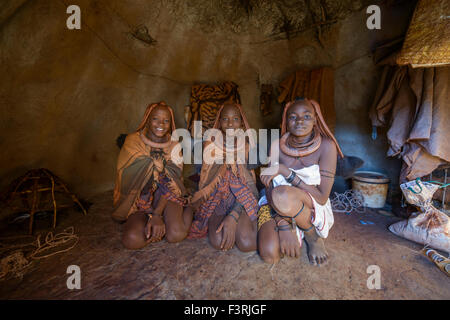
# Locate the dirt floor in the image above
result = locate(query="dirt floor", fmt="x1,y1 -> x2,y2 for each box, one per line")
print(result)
0,190 -> 449,300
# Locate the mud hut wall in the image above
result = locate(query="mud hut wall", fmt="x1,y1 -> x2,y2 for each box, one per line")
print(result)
0,0 -> 416,198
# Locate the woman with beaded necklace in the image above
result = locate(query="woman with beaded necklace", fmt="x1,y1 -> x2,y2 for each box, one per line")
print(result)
258,98 -> 344,266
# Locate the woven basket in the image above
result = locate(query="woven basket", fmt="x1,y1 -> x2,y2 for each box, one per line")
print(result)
397,0 -> 450,67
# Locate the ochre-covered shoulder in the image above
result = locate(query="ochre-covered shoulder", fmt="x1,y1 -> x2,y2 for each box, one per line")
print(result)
123,131 -> 140,145
121,131 -> 146,153
320,136 -> 337,155
116,131 -> 147,172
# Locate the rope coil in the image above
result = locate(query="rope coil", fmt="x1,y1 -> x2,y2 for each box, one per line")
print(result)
330,189 -> 365,213
0,227 -> 78,281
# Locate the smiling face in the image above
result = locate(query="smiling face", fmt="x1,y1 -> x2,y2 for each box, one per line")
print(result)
219,104 -> 243,133
286,101 -> 316,137
145,105 -> 172,139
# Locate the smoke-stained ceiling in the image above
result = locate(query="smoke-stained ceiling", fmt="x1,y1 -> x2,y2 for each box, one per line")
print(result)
1,0 -> 378,38
110,0 -> 374,39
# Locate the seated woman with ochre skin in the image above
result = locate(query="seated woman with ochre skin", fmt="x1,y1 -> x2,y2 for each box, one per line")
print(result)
112,102 -> 193,249
258,98 -> 344,266
188,103 -> 259,252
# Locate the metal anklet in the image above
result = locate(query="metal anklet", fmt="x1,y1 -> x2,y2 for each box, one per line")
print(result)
276,203 -> 305,232
275,224 -> 291,232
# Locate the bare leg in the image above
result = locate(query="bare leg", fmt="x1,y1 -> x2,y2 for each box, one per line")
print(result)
257,219 -> 281,264
208,213 -> 227,250
235,213 -> 257,252
270,185 -> 329,266
121,212 -> 154,249
164,201 -> 194,243
270,185 -> 313,228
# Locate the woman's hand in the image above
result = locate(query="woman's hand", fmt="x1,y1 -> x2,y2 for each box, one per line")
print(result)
145,214 -> 166,241
216,214 -> 238,251
260,163 -> 291,187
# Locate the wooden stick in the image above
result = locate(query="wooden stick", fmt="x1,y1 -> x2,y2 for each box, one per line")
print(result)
55,177 -> 87,215
17,187 -> 52,194
8,171 -> 32,205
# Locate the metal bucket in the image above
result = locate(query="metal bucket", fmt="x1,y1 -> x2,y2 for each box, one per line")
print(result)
352,171 -> 390,208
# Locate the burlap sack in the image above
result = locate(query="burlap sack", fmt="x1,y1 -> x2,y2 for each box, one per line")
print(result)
389,180 -> 450,253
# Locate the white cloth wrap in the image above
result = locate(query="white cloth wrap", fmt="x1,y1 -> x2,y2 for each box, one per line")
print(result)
258,164 -> 334,242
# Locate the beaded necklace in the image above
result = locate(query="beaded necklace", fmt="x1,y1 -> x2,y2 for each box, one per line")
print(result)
280,127 -> 322,157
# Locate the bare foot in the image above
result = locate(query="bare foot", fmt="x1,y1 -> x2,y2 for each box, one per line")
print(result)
303,228 -> 329,266
278,227 -> 301,258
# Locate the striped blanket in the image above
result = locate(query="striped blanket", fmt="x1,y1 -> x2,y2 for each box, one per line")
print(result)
188,166 -> 258,239
135,175 -> 187,213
